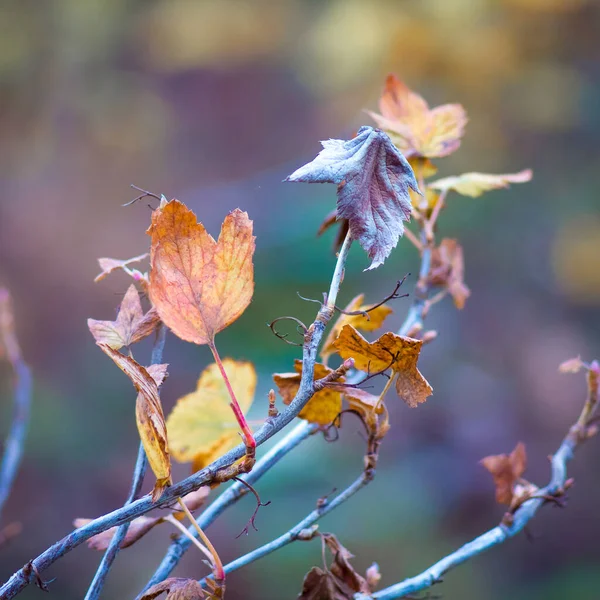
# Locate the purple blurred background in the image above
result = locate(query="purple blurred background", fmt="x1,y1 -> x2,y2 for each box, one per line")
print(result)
1,1 -> 599,599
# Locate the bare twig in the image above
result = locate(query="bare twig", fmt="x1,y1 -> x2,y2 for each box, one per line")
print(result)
334,276 -> 409,318
83,325 -> 166,600
0,290 -> 33,522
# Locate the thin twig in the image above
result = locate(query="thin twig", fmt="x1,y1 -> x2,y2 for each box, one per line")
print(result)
232,477 -> 271,538
83,324 -> 166,600
334,277 -> 409,318
0,290 -> 33,522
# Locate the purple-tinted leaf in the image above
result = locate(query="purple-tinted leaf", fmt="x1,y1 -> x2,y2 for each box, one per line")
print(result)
286,126 -> 419,269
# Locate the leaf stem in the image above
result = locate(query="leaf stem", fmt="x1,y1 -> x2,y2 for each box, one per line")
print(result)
209,340 -> 256,455
326,231 -> 353,309
176,497 -> 225,582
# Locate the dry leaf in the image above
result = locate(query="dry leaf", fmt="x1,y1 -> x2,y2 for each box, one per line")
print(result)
167,359 -> 256,468
286,126 -> 419,270
321,294 -> 393,361
273,360 -> 343,426
322,533 -> 371,596
430,169 -> 532,198
317,209 -> 350,255
88,284 -> 161,350
0,288 -> 21,364
558,356 -> 584,374
334,325 -> 432,408
428,239 -> 471,309
481,442 -> 527,506
365,563 -> 381,591
140,578 -> 205,599
74,516 -> 163,551
148,200 -> 254,345
368,74 -> 467,158
97,345 -> 171,500
339,386 -> 383,433
94,253 -> 149,283
299,567 -> 343,600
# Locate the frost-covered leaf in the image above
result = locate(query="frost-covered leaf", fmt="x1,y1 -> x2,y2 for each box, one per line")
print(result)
286,126 -> 419,270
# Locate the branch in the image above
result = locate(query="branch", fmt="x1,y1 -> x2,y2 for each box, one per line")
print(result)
0,290 -> 33,521
0,234 -> 352,600
360,370 -> 598,600
139,421 -> 316,596
83,325 -> 166,600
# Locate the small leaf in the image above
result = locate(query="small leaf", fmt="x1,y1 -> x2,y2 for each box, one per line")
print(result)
322,533 -> 371,596
140,578 -> 205,600
365,563 -> 381,592
94,253 -> 149,283
298,567 -> 342,600
368,74 -> 467,158
334,325 -> 432,408
97,344 -> 171,500
428,239 -> 470,309
166,359 -> 256,468
88,284 -> 161,350
480,442 -> 527,506
430,169 -> 532,198
558,356 -> 584,374
286,126 -> 419,270
148,200 -> 255,345
273,361 -> 343,426
321,294 -> 393,361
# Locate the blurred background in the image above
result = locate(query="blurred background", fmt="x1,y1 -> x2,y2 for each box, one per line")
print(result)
1,0 -> 599,598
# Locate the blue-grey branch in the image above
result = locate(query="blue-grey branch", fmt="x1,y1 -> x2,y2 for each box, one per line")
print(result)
83,325 -> 166,600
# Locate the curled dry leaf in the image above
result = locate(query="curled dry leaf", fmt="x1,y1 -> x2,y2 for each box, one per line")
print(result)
338,386 -> 384,435
558,356 -> 584,374
148,200 -> 254,345
273,360 -> 343,426
74,516 -> 163,551
140,578 -> 205,599
97,344 -> 171,500
94,252 -> 149,283
316,208 -> 350,255
428,239 -> 471,309
166,359 -> 256,469
321,294 -> 393,361
365,562 -> 381,592
334,325 -> 432,408
430,169 -> 532,198
286,126 -> 419,270
88,284 -> 161,350
368,74 -> 467,159
480,441 -> 528,506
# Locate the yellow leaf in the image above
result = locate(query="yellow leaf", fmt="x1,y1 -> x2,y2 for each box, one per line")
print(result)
368,74 -> 467,159
321,294 -> 393,362
429,169 -> 532,198
167,359 -> 256,469
97,344 -> 171,500
273,361 -> 342,426
333,325 -> 432,408
148,200 -> 255,345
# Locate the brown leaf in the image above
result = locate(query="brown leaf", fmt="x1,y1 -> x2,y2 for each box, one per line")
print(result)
147,200 -> 254,345
430,169 -> 532,198
298,567 -> 345,600
368,74 -> 467,159
286,126 -> 419,270
140,578 -> 205,599
88,284 -> 161,350
428,239 -> 471,309
97,344 -> 171,500
74,516 -> 163,551
322,533 -> 371,595
0,288 -> 21,364
480,442 -> 527,506
365,563 -> 381,592
321,294 -> 393,361
334,325 -> 432,408
273,361 -> 343,426
94,253 -> 149,283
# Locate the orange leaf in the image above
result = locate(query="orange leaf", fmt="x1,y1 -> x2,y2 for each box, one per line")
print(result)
97,344 -> 171,500
480,442 -> 527,506
334,325 -> 432,408
88,284 -> 161,350
321,294 -> 393,361
368,74 -> 467,159
428,239 -> 471,309
273,361 -> 343,426
147,200 -> 254,345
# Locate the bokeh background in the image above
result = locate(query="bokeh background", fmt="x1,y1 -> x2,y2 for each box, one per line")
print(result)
1,0 -> 600,598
